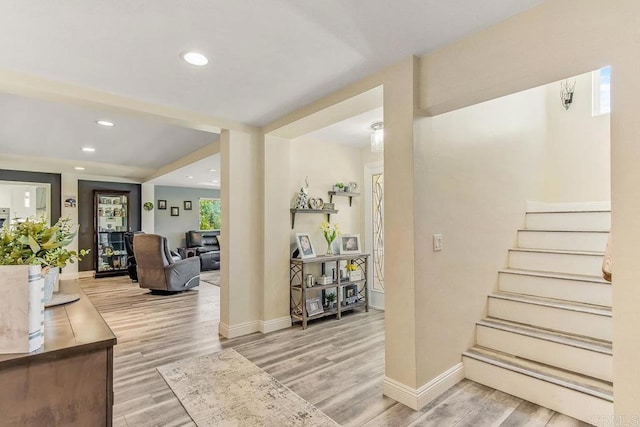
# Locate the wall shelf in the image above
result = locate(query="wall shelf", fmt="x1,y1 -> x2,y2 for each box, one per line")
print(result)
290,208 -> 338,229
328,191 -> 360,207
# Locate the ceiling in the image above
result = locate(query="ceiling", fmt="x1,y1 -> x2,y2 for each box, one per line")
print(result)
296,108 -> 384,148
0,1 -> 545,185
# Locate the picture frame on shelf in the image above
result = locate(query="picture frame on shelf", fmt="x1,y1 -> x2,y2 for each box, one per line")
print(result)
171,207 -> 179,216
296,233 -> 316,259
184,200 -> 192,210
306,297 -> 324,316
343,284 -> 358,304
158,200 -> 167,210
339,234 -> 361,254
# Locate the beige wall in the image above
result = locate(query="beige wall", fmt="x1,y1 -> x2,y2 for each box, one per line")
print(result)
414,0 -> 638,415
289,139 -> 364,252
542,71 -> 611,202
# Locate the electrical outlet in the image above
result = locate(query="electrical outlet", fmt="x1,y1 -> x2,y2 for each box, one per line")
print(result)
433,234 -> 443,251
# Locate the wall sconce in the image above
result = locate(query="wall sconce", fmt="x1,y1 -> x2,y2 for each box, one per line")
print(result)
24,191 -> 30,208
561,79 -> 576,110
370,122 -> 384,152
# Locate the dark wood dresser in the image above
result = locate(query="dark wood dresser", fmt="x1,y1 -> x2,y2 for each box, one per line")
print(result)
0,280 -> 117,426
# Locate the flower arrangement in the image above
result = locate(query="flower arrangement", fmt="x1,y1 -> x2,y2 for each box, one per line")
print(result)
0,217 -> 89,267
346,263 -> 357,272
320,221 -> 340,255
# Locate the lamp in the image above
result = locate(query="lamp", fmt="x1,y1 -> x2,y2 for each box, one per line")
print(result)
370,122 -> 384,152
561,79 -> 576,110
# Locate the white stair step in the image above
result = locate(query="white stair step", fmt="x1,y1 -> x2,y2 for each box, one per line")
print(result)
463,346 -> 612,425
517,229 -> 609,252
487,292 -> 612,341
509,248 -> 604,276
476,318 -> 612,381
525,211 -> 610,231
498,269 -> 611,307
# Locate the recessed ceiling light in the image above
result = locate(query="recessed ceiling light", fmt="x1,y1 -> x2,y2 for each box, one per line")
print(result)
181,51 -> 208,66
208,168 -> 216,172
74,166 -> 85,171
96,120 -> 115,127
211,180 -> 219,183
82,147 -> 96,152
187,175 -> 194,179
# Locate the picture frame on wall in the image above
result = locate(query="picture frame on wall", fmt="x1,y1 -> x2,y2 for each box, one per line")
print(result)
339,234 -> 361,254
184,200 -> 192,210
171,207 -> 179,216
158,200 -> 167,210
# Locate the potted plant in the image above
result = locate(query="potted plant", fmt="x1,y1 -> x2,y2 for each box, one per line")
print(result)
333,182 -> 344,192
0,217 -> 88,353
325,293 -> 337,309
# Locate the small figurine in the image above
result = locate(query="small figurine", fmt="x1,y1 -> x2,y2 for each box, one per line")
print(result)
295,176 -> 310,209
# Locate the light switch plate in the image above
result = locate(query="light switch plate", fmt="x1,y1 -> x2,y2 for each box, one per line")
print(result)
433,234 -> 443,251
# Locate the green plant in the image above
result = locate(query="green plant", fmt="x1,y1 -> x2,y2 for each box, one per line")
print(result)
0,217 -> 89,267
326,293 -> 337,304
335,182 -> 344,189
320,221 -> 340,246
143,202 -> 154,211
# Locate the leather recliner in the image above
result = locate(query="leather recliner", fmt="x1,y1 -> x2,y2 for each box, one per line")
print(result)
133,234 -> 200,292
185,230 -> 220,271
124,231 -> 145,282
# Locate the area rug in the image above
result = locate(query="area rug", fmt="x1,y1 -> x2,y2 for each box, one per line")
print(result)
158,348 -> 338,427
199,270 -> 220,286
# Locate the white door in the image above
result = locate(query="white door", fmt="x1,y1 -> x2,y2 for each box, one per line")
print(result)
364,162 -> 384,310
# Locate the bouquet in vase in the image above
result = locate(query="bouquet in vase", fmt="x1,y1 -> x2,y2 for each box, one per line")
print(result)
320,221 -> 340,255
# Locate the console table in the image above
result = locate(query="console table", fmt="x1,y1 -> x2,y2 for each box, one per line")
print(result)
0,280 -> 117,426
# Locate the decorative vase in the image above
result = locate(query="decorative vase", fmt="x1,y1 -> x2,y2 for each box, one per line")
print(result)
43,267 -> 59,303
0,265 -> 45,353
326,240 -> 334,255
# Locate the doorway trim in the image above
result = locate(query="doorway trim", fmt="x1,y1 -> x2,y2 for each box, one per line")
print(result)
364,161 -> 384,310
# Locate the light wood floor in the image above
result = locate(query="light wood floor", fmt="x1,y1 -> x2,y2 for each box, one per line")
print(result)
80,276 -> 591,427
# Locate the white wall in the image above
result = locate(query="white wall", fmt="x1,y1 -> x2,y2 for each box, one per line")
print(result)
0,184 -> 37,219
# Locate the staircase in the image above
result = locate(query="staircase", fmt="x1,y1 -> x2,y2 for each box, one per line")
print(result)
463,207 -> 613,424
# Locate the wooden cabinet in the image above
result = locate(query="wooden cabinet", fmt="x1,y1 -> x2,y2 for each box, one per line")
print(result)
290,253 -> 369,329
94,191 -> 129,278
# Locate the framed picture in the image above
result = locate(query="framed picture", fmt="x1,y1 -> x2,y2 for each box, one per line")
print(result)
296,233 -> 316,259
305,297 -> 324,316
158,200 -> 167,210
343,284 -> 358,304
171,206 -> 179,216
339,234 -> 361,254
184,200 -> 192,210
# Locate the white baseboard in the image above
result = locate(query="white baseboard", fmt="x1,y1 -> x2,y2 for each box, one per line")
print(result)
383,363 -> 465,410
369,304 -> 385,311
260,316 -> 291,334
526,201 -> 611,213
218,320 -> 261,339
60,272 -> 80,280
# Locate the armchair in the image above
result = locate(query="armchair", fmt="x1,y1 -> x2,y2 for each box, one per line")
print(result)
185,230 -> 221,271
124,231 -> 145,282
133,234 -> 200,292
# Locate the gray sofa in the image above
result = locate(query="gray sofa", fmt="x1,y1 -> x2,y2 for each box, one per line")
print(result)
186,230 -> 221,271
134,234 -> 200,292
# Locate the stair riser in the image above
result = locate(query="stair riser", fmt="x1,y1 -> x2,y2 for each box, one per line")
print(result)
498,273 -> 612,307
487,298 -> 611,341
518,230 -> 608,252
476,326 -> 612,381
525,212 -> 610,231
463,356 -> 612,425
509,251 -> 603,276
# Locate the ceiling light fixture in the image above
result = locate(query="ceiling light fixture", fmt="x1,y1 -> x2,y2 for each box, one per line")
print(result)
208,168 -> 217,172
74,166 -> 85,171
96,120 -> 115,127
82,147 -> 96,152
370,122 -> 384,153
181,51 -> 208,66
187,175 -> 194,179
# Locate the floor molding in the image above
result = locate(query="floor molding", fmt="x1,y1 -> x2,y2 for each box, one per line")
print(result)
78,271 -> 94,279
260,316 -> 291,334
218,320 -> 261,339
383,363 -> 465,410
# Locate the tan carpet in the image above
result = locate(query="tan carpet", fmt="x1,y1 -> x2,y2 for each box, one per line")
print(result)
199,270 -> 220,286
157,348 -> 338,427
